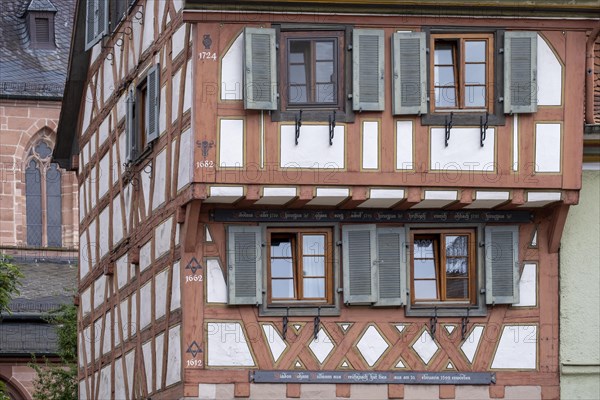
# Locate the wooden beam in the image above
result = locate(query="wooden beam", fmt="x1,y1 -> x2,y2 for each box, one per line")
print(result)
548,204 -> 570,253
183,200 -> 202,253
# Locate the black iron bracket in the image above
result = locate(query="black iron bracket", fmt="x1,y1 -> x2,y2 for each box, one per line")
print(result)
480,113 -> 489,147
314,307 -> 321,340
444,112 -> 454,147
329,110 -> 336,145
295,110 -> 303,145
282,307 -> 289,342
430,306 -> 438,339
461,307 -> 470,340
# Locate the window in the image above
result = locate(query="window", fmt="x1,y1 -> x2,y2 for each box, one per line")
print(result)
243,27 -> 385,121
281,32 -> 344,111
267,228 -> 333,305
411,229 -> 476,304
126,64 -> 160,163
109,0 -> 129,32
25,140 -> 62,248
431,34 -> 493,112
85,0 -> 108,50
26,11 -> 55,49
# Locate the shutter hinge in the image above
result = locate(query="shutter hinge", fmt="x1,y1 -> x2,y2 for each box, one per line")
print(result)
425,47 -> 430,54
347,94 -> 353,100
275,43 -> 279,50
337,288 -> 343,293
347,44 -> 353,51
499,48 -> 504,53
498,96 -> 504,103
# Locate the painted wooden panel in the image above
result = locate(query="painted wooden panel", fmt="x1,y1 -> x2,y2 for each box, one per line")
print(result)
535,123 -> 561,173
219,119 -> 244,167
396,120 -> 414,170
430,128 -> 495,172
280,125 -> 345,169
362,121 -> 379,170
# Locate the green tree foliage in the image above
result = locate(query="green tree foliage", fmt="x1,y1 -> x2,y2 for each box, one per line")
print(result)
0,381 -> 10,400
30,304 -> 78,400
0,254 -> 23,315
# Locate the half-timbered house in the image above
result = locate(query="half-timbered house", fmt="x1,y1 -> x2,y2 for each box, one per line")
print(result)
53,1 -> 600,399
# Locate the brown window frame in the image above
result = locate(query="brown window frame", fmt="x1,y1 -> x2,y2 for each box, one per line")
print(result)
27,11 -> 55,49
430,33 -> 494,113
410,228 -> 477,305
266,227 -> 334,306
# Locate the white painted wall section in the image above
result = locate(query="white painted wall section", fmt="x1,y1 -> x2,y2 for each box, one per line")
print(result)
255,187 -> 297,205
155,268 -> 169,320
396,120 -> 414,169
362,121 -> 379,169
207,259 -> 227,303
221,33 -> 244,100
513,115 -> 519,171
172,24 -> 187,60
152,149 -> 167,210
171,261 -> 181,311
112,195 -> 123,246
411,329 -> 439,365
155,333 -> 165,391
307,187 -> 350,206
98,152 -> 109,200
140,281 -> 152,330
356,326 -> 389,367
142,340 -> 153,394
460,326 -> 484,363
535,123 -> 561,173
166,325 -> 182,386
176,128 -> 192,191
491,325 -> 537,369
261,324 -> 288,364
514,263 -> 537,307
412,190 -> 459,209
281,125 -> 345,169
219,119 -> 244,167
171,68 -> 181,123
537,34 -> 562,106
155,217 -> 172,259
204,186 -> 244,203
430,128 -> 495,172
139,240 -> 152,272
465,191 -> 510,209
358,188 -> 405,208
207,322 -> 255,366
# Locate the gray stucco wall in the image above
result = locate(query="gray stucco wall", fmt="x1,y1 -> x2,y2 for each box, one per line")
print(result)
560,170 -> 600,400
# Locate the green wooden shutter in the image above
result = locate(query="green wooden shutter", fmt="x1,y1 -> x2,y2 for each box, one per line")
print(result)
485,225 -> 520,304
125,90 -> 135,162
342,225 -> 377,304
227,226 -> 263,305
85,0 -> 108,50
146,64 -> 160,143
244,27 -> 277,110
504,32 -> 537,114
392,32 -> 427,115
353,29 -> 385,111
374,228 -> 407,307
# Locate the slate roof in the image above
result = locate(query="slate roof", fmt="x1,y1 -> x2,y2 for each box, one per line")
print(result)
0,0 -> 75,99
0,260 -> 77,356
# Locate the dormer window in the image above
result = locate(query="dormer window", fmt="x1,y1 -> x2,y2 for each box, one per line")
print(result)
25,0 -> 57,49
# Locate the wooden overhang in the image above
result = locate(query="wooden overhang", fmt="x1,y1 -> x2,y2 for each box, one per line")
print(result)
183,0 -> 600,18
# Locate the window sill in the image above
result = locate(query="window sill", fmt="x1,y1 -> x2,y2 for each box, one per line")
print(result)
405,303 -> 487,317
259,304 -> 340,317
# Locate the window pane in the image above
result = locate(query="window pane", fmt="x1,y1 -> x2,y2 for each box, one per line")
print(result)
271,259 -> 294,278
414,239 -> 434,258
434,66 -> 455,86
414,259 -> 436,279
465,86 -> 486,107
316,41 -> 334,60
26,160 -> 42,247
434,44 -> 454,64
289,85 -> 307,103
445,236 -> 468,256
446,258 -> 468,277
316,61 -> 334,83
465,41 -> 486,63
316,84 -> 335,103
35,141 -> 52,159
446,279 -> 468,299
303,278 -> 325,298
289,65 -> 307,84
272,279 -> 295,298
290,40 -> 310,62
435,87 -> 457,107
303,235 -> 325,255
465,64 -> 485,85
414,281 -> 438,300
271,237 -> 293,258
303,256 -> 324,277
